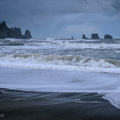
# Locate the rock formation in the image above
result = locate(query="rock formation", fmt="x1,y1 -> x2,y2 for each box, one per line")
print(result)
104,34 -> 113,39
0,21 -> 32,39
82,34 -> 88,39
24,30 -> 32,39
71,36 -> 74,39
91,33 -> 100,39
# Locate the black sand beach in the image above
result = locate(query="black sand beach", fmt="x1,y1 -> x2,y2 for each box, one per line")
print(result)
0,88 -> 120,120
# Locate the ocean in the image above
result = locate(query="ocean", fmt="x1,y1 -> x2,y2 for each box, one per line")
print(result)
0,38 -> 120,120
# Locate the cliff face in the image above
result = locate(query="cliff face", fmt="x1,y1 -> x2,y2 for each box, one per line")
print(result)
0,21 -> 32,39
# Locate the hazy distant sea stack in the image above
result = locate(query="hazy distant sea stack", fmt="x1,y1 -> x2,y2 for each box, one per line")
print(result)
82,34 -> 88,39
91,33 -> 100,39
104,34 -> 113,39
0,21 -> 32,39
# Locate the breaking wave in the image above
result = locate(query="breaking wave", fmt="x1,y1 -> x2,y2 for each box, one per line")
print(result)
24,40 -> 120,49
0,54 -> 120,73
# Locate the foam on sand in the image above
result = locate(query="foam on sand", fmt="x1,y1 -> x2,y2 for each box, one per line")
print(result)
0,67 -> 120,109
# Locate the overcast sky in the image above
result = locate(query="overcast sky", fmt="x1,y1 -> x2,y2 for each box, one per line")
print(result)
0,0 -> 120,38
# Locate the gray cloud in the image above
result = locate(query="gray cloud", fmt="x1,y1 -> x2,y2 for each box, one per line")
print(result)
0,0 -> 118,24
0,0 -> 120,38
112,0 -> 120,11
0,0 -> 118,15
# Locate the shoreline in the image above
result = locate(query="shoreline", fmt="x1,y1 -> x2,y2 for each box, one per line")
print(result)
0,67 -> 120,119
0,88 -> 120,120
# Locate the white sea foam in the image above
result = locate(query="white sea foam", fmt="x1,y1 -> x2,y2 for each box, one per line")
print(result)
1,39 -> 120,58
80,39 -> 100,42
1,38 -> 120,50
63,42 -> 120,49
0,54 -> 120,73
0,67 -> 120,109
1,38 -> 120,109
115,50 -> 120,53
102,92 -> 120,109
45,38 -> 56,41
23,40 -> 120,49
4,38 -> 17,41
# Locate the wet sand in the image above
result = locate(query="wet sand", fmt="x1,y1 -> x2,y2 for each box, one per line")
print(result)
0,89 -> 120,120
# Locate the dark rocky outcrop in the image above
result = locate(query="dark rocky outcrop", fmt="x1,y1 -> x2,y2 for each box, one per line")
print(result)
71,36 -> 74,39
24,30 -> 32,39
0,21 -> 32,39
104,34 -> 113,39
91,33 -> 100,39
82,34 -> 88,39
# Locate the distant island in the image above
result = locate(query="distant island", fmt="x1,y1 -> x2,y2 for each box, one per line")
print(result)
0,21 -> 32,39
82,33 -> 113,40
0,21 -> 114,40
61,33 -> 114,40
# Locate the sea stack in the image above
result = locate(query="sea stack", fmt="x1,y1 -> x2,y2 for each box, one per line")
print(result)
91,33 -> 100,39
24,30 -> 32,39
82,34 -> 88,39
71,36 -> 74,39
104,34 -> 113,39
0,21 -> 32,39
